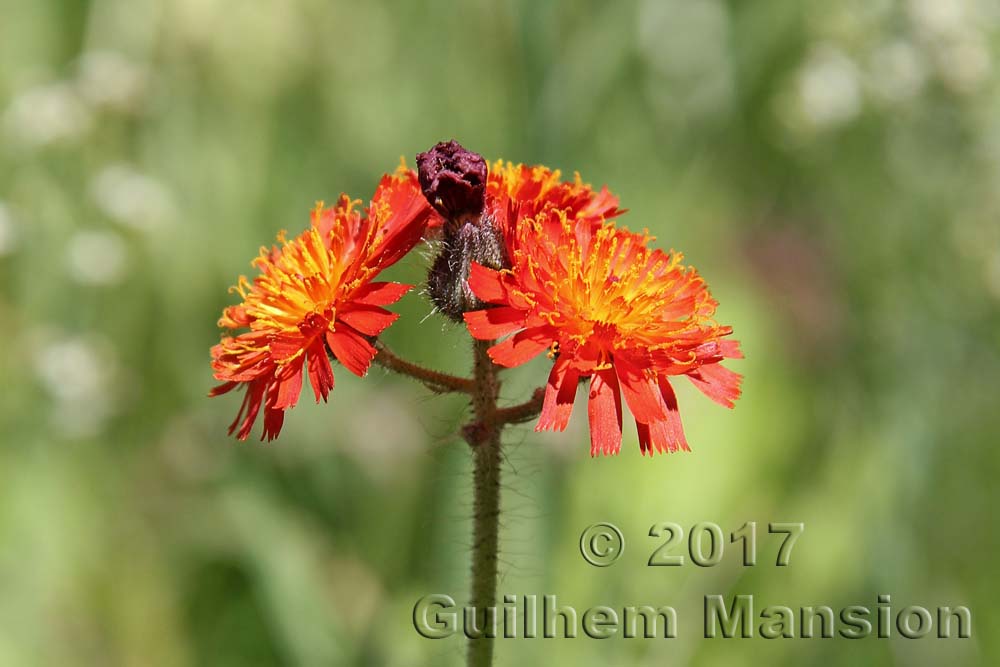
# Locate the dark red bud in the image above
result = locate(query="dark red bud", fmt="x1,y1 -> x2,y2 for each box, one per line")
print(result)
416,140 -> 487,220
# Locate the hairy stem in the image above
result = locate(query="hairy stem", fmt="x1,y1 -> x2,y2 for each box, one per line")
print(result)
373,341 -> 474,394
496,387 -> 546,425
466,339 -> 502,667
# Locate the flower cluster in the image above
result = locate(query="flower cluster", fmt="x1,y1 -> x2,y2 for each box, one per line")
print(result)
210,166 -> 440,440
437,154 -> 741,456
211,142 -> 741,454
463,217 -> 741,456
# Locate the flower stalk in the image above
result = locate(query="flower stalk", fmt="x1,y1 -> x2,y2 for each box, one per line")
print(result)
373,340 -> 474,394
465,339 -> 503,667
496,387 -> 546,425
210,139 -> 743,667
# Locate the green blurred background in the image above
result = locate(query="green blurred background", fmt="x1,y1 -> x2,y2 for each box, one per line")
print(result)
1,0 -> 998,665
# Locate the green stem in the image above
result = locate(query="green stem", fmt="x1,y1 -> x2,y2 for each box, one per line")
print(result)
373,341 -> 474,394
466,339 -> 502,667
496,387 -> 545,425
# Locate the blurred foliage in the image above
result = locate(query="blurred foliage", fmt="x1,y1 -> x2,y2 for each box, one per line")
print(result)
1,0 -> 999,665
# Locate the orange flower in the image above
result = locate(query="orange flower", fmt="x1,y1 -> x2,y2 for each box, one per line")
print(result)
463,190 -> 741,456
485,161 -> 624,242
210,167 -> 441,440
420,150 -> 625,321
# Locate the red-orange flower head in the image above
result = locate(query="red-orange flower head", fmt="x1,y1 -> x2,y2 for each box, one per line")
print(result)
418,140 -> 624,322
210,166 -> 441,440
463,167 -> 742,457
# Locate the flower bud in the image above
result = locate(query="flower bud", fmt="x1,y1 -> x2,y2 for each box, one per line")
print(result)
417,141 -> 507,322
427,216 -> 507,321
416,140 -> 487,221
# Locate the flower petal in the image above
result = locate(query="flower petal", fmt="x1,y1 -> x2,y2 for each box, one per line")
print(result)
487,327 -> 550,367
350,281 -> 412,307
464,306 -> 525,340
687,362 -> 742,408
272,357 -> 305,410
636,376 -> 691,455
614,354 -> 667,425
209,380 -> 239,398
262,403 -> 285,442
326,326 -> 376,377
467,262 -> 506,303
587,368 -> 623,456
337,305 -> 399,337
536,356 -> 580,432
229,379 -> 266,441
269,333 -> 308,363
719,339 -> 743,359
306,339 -> 335,402
367,168 -> 443,268
636,420 -> 653,456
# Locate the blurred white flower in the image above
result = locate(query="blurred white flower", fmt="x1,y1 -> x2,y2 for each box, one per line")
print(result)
33,335 -> 118,438
76,51 -> 148,112
91,164 -> 175,232
173,0 -> 306,98
936,34 -> 991,94
868,40 -> 927,105
908,0 -> 992,94
0,203 -> 17,256
796,45 -> 862,130
908,0 -> 970,39
35,338 -> 104,403
637,0 -> 734,118
66,230 -> 128,286
2,82 -> 92,148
